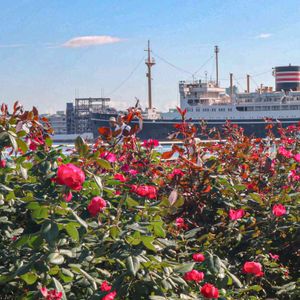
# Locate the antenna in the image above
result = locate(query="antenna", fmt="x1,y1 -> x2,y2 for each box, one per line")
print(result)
145,40 -> 155,109
214,45 -> 219,87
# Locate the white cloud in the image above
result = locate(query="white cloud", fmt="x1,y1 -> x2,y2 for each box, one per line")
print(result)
256,33 -> 272,39
62,35 -> 123,48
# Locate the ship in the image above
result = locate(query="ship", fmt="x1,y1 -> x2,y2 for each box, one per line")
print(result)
91,42 -> 300,141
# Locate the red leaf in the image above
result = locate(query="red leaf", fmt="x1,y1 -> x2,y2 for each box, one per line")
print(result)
161,150 -> 175,159
202,185 -> 211,193
98,127 -> 112,137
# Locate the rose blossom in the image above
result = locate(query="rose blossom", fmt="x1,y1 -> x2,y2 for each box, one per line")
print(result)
183,270 -> 204,282
102,291 -> 117,300
175,217 -> 188,230
56,163 -> 85,191
142,139 -> 159,148
100,152 -> 116,163
40,287 -> 62,300
278,146 -> 293,158
272,204 -> 286,217
193,253 -> 205,262
131,184 -> 157,199
294,154 -> 300,162
114,173 -> 127,182
243,261 -> 264,277
100,281 -> 112,292
63,191 -> 73,202
269,253 -> 279,261
229,209 -> 245,220
0,159 -> 6,168
87,196 -> 107,216
200,283 -> 219,299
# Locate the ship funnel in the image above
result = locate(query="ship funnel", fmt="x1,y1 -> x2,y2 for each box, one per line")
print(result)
275,65 -> 300,91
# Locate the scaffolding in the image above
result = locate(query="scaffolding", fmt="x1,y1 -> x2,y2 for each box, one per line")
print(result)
74,97 -> 110,134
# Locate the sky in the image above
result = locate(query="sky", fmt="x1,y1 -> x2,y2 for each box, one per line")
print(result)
1,0 -> 300,113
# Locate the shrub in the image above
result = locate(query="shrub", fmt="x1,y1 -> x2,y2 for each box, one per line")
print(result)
0,103 -> 299,299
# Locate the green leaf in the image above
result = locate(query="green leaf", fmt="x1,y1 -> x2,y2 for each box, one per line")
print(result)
17,138 -> 28,153
8,132 -> 18,151
70,209 -> 88,229
126,196 -> 139,207
174,262 -> 195,273
20,272 -> 38,285
31,206 -> 49,219
126,256 -> 140,276
53,277 -> 67,300
141,236 -> 156,252
42,221 -> 59,245
96,159 -> 112,170
65,223 -> 79,241
93,175 -> 103,192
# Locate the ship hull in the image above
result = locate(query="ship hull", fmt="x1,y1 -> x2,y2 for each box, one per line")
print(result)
91,114 -> 300,141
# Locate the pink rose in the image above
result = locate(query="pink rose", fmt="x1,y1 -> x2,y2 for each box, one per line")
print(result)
229,209 -> 245,220
193,253 -> 205,262
183,270 -> 204,282
269,253 -> 279,261
278,146 -> 293,158
272,204 -> 286,217
100,152 -> 116,163
40,287 -> 63,300
63,191 -> 73,202
200,283 -> 219,299
243,261 -> 264,277
100,281 -> 112,292
294,154 -> 300,162
88,196 -> 107,216
56,163 -> 85,191
102,291 -> 117,300
175,217 -> 188,230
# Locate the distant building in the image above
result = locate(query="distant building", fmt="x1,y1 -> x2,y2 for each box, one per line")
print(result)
40,111 -> 67,134
66,97 -> 112,134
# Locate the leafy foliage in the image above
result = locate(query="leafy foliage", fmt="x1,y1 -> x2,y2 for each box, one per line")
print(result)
0,102 -> 299,299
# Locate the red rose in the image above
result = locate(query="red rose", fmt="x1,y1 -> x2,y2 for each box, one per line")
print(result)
243,261 -> 263,277
114,173 -> 127,182
200,283 -> 219,299
102,291 -> 117,300
56,163 -> 85,191
176,217 -> 188,230
100,281 -> 112,292
142,139 -> 159,148
0,159 -> 6,168
183,270 -> 204,282
40,287 -> 63,300
63,191 -> 73,202
229,209 -> 245,220
131,185 -> 157,199
272,204 -> 286,217
193,253 -> 205,262
88,196 -> 107,216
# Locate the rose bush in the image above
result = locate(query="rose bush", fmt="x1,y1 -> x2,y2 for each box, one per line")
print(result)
0,103 -> 299,299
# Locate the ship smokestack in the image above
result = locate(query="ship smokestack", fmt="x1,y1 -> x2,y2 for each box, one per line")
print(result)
230,73 -> 233,96
247,74 -> 250,93
214,46 -> 219,87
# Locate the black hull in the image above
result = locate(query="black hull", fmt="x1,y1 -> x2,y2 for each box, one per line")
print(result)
91,114 -> 300,140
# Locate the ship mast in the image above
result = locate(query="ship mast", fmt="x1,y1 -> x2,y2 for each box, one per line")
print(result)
145,40 -> 155,109
215,45 -> 219,87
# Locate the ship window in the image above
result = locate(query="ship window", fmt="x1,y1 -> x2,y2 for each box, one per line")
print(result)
255,106 -> 261,111
290,105 -> 298,110
272,106 -> 280,110
212,108 -> 216,111
228,108 -> 232,111
218,108 -> 225,111
236,107 -> 244,111
247,107 -> 254,111
203,108 -> 209,112
196,108 -> 201,112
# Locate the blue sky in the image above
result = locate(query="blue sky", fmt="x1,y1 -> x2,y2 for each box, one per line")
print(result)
1,0 -> 300,113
